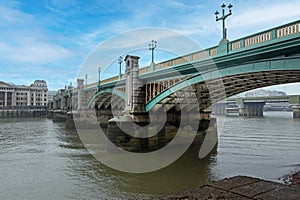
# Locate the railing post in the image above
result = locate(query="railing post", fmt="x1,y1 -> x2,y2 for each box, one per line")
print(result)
271,29 -> 277,39
240,39 -> 245,48
217,39 -> 229,54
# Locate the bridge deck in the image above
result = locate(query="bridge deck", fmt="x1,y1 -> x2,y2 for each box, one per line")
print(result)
83,20 -> 300,91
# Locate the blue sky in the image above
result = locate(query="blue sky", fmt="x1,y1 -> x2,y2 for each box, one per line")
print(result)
0,0 -> 300,94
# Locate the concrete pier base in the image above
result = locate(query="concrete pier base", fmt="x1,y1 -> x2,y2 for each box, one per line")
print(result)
239,102 -> 265,117
95,109 -> 113,128
292,105 -> 300,118
72,109 -> 100,129
212,102 -> 227,115
66,111 -> 76,129
47,110 -> 53,119
53,110 -> 67,122
106,112 -> 216,153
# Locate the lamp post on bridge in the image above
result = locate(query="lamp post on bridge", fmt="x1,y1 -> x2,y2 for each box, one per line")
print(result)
215,3 -> 233,41
118,56 -> 123,80
149,40 -> 157,71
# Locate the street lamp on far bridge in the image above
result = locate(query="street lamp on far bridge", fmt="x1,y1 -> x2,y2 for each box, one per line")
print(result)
149,40 -> 157,71
118,56 -> 123,80
215,3 -> 233,41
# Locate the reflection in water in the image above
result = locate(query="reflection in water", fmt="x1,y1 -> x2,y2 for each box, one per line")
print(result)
59,127 -> 216,198
1,112 -> 300,199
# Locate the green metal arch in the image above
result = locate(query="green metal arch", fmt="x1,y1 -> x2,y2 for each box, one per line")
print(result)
87,88 -> 126,108
145,57 -> 300,111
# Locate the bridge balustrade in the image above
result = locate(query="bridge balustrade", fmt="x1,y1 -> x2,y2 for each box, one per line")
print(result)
192,50 -> 208,60
244,32 -> 272,47
276,22 -> 300,38
139,66 -> 151,74
209,47 -> 218,56
231,40 -> 241,50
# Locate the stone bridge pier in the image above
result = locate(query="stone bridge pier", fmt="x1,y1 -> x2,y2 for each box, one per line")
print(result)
292,105 -> 300,118
106,55 -> 217,153
239,102 -> 265,117
212,102 -> 227,115
290,96 -> 300,118
52,89 -> 69,122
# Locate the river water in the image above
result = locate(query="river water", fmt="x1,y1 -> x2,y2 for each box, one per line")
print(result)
0,112 -> 300,199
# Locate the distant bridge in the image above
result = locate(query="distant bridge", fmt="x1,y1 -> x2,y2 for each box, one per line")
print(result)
212,95 -> 300,117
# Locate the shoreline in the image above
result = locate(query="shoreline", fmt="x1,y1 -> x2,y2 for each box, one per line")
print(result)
159,172 -> 300,200
282,170 -> 300,186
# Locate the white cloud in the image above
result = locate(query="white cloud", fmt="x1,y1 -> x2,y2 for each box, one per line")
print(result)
0,37 -> 73,64
230,1 -> 300,28
44,0 -> 80,15
0,2 -> 74,65
0,3 -> 33,24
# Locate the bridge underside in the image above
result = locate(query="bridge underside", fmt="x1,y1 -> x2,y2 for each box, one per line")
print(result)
147,70 -> 300,113
94,92 -> 125,110
91,69 -> 300,116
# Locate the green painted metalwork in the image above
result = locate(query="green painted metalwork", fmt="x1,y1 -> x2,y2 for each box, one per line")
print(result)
86,88 -> 126,108
289,95 -> 300,105
145,57 -> 300,111
83,20 -> 300,91
81,20 -> 300,111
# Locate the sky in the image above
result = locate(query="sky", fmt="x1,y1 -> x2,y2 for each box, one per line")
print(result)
0,0 -> 300,94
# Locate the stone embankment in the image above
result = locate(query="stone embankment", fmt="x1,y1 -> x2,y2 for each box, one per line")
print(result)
160,175 -> 300,200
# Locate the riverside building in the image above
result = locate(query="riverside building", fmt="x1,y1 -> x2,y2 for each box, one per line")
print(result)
0,80 -> 48,109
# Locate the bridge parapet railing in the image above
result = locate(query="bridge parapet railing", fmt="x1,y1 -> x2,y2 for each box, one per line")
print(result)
140,46 -> 218,74
230,30 -> 272,50
100,75 -> 119,85
82,75 -> 120,91
230,20 -> 300,51
230,40 -> 241,50
209,47 -> 218,56
135,21 -> 300,76
76,20 -> 300,91
139,66 -> 151,74
192,50 -> 209,60
244,31 -> 272,47
276,21 -> 300,38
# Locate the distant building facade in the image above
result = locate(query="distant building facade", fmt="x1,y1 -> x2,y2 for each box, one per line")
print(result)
245,89 -> 286,97
0,80 -> 48,109
47,90 -> 57,102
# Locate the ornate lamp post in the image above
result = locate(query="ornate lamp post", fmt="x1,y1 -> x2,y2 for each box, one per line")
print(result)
149,40 -> 157,71
215,3 -> 233,40
118,56 -> 123,80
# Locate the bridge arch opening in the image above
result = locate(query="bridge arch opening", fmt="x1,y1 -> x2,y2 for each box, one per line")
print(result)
146,57 -> 300,112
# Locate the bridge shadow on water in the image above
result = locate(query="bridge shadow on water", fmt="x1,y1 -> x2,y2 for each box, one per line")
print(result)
57,124 -> 219,199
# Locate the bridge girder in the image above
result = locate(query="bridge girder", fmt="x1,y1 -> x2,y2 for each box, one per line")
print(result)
145,57 -> 300,112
